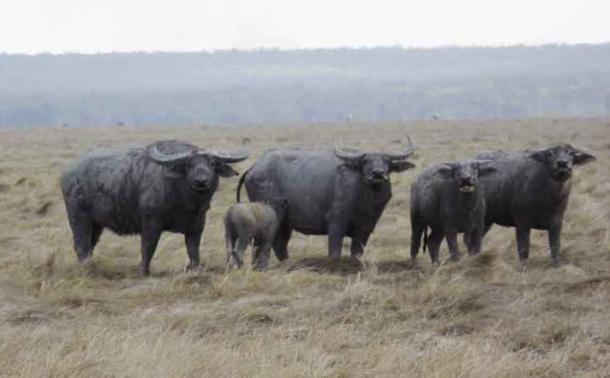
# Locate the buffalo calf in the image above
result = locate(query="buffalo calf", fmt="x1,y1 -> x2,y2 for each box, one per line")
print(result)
224,199 -> 289,270
410,160 -> 496,264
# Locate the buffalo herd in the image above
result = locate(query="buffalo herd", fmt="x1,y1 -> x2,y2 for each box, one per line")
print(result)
61,138 -> 596,275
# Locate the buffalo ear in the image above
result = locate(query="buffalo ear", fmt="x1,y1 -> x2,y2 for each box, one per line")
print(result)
475,160 -> 496,177
338,157 -> 363,171
529,149 -> 550,163
436,164 -> 455,179
216,163 -> 239,177
571,148 -> 596,166
477,166 -> 496,177
389,160 -> 415,173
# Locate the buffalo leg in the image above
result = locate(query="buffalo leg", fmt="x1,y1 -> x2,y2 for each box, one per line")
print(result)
548,222 -> 562,266
516,226 -> 531,263
328,232 -> 344,259
225,228 -> 236,267
67,209 -> 93,263
185,231 -> 203,271
233,236 -> 249,269
445,229 -> 460,261
427,229 -> 444,265
255,241 -> 272,271
467,229 -> 483,255
140,226 -> 161,276
410,221 -> 425,261
90,223 -> 104,255
272,227 -> 292,262
350,234 -> 370,258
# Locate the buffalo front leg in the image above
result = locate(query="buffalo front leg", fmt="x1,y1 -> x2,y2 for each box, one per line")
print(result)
548,222 -> 562,266
185,231 -> 203,271
467,229 -> 483,255
445,229 -> 460,262
140,226 -> 162,276
516,226 -> 531,266
328,230 -> 344,259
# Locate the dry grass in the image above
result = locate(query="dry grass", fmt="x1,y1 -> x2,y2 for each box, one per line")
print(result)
0,118 -> 609,377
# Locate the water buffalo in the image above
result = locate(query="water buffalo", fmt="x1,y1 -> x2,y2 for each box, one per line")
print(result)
410,160 -> 496,264
475,144 -> 596,266
61,140 -> 248,275
224,198 -> 289,270
236,138 -> 415,262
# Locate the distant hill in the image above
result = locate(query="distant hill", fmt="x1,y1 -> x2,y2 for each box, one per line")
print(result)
1,44 -> 610,127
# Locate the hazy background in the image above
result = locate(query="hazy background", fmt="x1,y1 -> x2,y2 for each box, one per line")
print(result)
1,1 -> 609,127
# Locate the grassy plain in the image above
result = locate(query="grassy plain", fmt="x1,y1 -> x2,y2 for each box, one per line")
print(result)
0,119 -> 608,377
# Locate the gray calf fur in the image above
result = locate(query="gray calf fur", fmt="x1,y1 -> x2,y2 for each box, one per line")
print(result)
224,199 -> 288,270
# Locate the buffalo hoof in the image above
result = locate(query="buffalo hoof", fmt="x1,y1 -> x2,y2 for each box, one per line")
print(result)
139,266 -> 150,277
448,254 -> 460,263
551,258 -> 562,268
185,263 -> 202,273
518,259 -> 528,272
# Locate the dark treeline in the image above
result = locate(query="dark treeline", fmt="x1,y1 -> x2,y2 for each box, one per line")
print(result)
1,44 -> 610,127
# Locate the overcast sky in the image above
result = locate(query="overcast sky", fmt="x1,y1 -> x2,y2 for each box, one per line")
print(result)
1,0 -> 609,54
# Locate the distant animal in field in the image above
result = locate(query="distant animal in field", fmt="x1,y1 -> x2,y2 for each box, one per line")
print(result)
224,198 -> 289,270
241,137 -> 251,145
236,137 -> 415,260
61,140 -> 248,275
410,160 -> 496,264
475,144 -> 596,266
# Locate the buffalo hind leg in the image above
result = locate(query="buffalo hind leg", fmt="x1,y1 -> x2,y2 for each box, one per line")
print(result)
254,241 -> 272,271
350,234 -> 370,258
90,223 -> 104,256
410,221 -> 425,262
272,227 -> 292,262
67,209 -> 93,263
427,229 -> 444,266
233,236 -> 250,269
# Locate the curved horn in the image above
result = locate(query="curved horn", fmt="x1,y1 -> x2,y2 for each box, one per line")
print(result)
206,149 -> 249,163
385,135 -> 415,161
148,142 -> 194,164
334,140 -> 365,161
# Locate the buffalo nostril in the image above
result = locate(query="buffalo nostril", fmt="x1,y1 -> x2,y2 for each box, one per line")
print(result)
557,161 -> 568,168
195,179 -> 208,187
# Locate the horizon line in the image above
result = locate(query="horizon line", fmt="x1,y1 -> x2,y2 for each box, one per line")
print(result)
2,41 -> 610,56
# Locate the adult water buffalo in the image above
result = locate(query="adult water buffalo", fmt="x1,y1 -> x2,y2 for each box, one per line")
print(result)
410,160 -> 495,265
475,144 -> 596,266
61,140 -> 248,275
236,138 -> 415,265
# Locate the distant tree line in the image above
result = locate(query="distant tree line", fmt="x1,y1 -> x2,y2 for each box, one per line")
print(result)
1,44 -> 610,127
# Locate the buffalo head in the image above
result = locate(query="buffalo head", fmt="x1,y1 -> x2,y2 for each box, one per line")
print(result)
335,136 -> 416,189
529,144 -> 596,182
437,160 -> 496,193
148,141 -> 248,193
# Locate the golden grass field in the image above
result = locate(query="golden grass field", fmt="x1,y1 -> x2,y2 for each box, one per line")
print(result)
0,119 -> 609,377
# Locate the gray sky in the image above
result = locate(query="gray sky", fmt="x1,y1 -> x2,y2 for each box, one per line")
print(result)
1,0 -> 609,53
